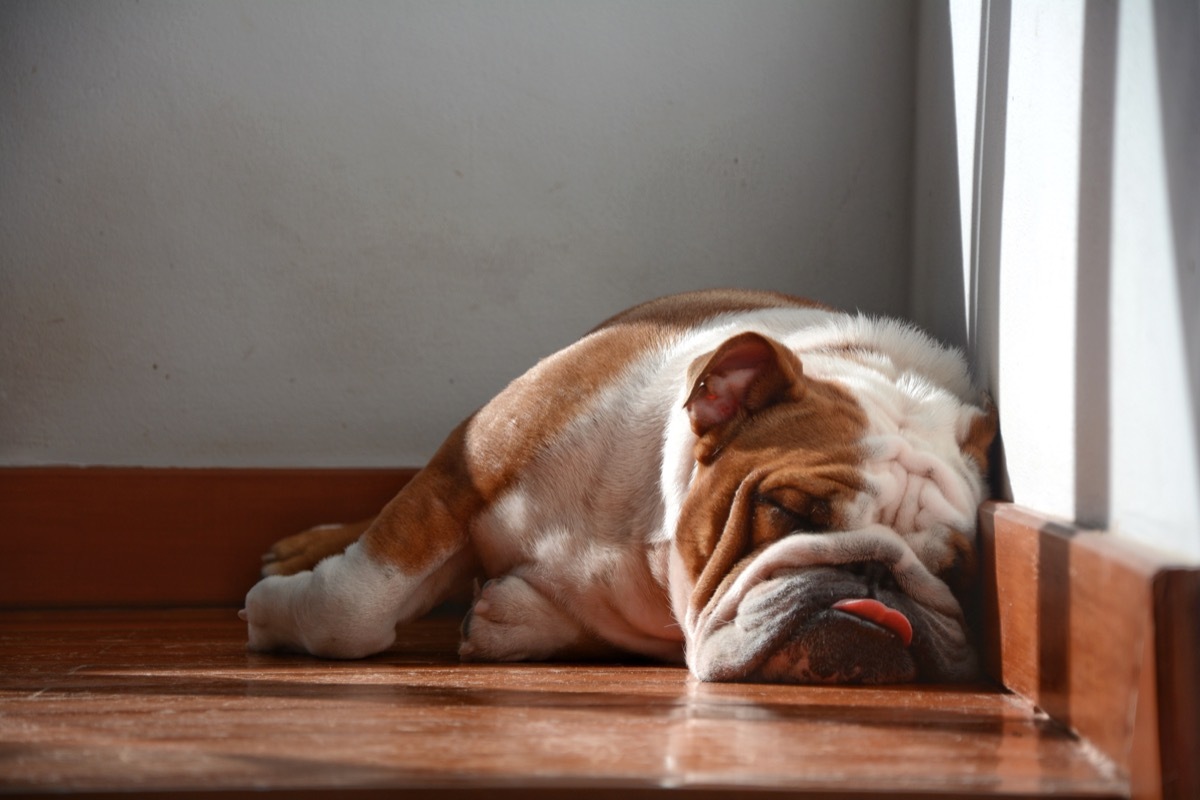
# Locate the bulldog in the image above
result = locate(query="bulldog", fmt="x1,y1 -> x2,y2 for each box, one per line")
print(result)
241,289 -> 997,683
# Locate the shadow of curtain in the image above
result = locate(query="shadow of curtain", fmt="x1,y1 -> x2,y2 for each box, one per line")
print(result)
1152,0 -> 1200,520
909,0 -> 967,353
1073,0 -> 1118,529
971,0 -> 1012,501
910,0 -> 1013,500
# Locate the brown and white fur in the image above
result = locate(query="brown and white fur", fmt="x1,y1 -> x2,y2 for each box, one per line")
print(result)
242,289 -> 997,683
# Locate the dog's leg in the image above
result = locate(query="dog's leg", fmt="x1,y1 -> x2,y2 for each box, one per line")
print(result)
458,575 -> 616,662
241,513 -> 477,659
241,425 -> 484,659
260,519 -> 373,576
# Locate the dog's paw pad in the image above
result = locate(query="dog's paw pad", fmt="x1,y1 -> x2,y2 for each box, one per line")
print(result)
458,578 -> 506,659
470,577 -> 508,617
458,576 -> 580,662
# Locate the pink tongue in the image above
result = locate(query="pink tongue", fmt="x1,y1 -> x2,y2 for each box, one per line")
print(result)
832,598 -> 913,647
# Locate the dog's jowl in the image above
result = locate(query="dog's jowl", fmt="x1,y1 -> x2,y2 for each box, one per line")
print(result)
242,289 -> 997,684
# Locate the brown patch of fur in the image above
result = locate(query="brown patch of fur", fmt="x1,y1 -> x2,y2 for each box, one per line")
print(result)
592,288 -> 831,332
360,420 -> 483,570
930,527 -> 978,599
960,400 -> 999,479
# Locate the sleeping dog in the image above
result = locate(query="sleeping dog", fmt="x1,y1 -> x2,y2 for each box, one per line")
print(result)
242,289 -> 997,683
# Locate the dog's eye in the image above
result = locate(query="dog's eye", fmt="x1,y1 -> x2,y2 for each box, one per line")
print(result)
755,492 -> 833,533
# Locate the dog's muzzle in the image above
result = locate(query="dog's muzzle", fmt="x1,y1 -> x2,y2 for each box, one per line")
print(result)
690,567 -> 918,683
685,528 -> 977,684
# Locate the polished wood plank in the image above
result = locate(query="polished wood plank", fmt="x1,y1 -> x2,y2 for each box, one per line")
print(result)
0,609 -> 1125,798
0,467 -> 415,607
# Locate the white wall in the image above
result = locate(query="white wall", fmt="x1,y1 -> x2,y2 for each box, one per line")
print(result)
1,0 -> 916,467
911,0 -> 1200,562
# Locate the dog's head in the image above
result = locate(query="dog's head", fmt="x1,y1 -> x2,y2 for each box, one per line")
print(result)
668,331 -> 996,684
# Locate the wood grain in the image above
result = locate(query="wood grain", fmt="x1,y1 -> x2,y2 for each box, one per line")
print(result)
0,467 -> 416,608
978,502 -> 1200,800
0,608 -> 1127,798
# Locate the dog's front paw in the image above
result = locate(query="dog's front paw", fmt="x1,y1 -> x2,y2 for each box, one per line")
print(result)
241,546 -> 402,659
459,576 -> 595,662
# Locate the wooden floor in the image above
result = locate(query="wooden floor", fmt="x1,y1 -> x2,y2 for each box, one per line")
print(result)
0,609 -> 1125,799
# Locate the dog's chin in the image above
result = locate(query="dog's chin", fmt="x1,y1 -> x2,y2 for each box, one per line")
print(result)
690,567 -> 974,685
751,606 -> 917,684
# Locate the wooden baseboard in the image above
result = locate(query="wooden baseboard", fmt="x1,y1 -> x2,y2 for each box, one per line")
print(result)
0,466 -> 416,608
978,502 -> 1200,800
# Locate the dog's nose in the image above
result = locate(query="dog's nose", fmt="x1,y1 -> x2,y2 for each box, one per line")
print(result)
840,560 -> 897,591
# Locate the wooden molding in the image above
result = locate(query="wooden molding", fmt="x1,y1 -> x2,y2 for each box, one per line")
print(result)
978,501 -> 1200,800
0,466 -> 416,608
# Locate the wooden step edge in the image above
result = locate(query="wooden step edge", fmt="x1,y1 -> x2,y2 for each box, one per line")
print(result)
978,501 -> 1200,800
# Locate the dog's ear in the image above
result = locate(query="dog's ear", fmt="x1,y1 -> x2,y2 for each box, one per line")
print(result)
958,397 -> 999,479
684,332 -> 806,438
